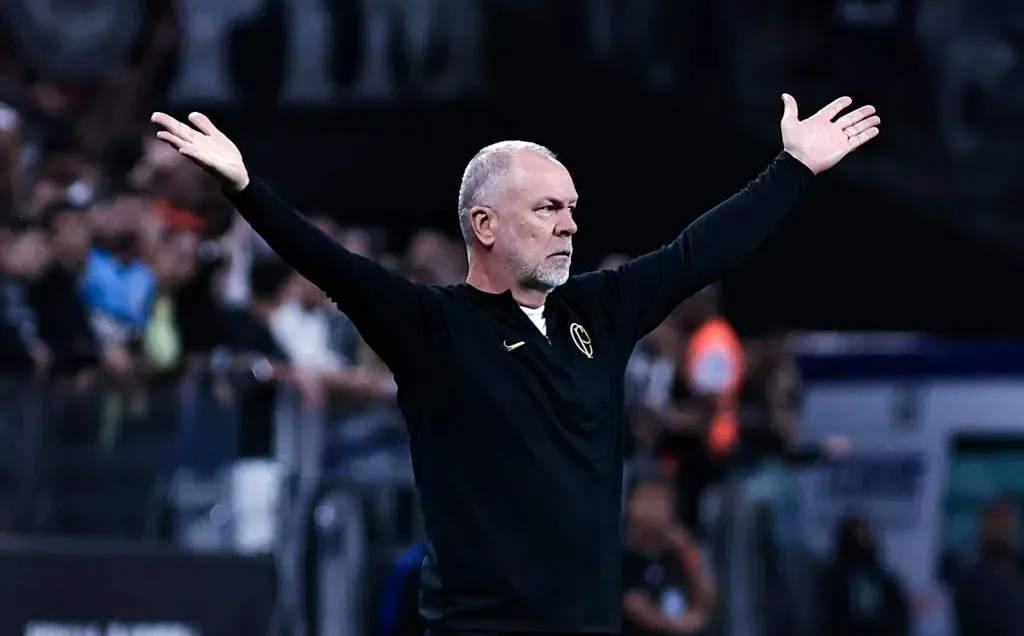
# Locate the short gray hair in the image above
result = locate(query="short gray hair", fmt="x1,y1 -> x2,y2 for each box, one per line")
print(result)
457,140 -> 557,244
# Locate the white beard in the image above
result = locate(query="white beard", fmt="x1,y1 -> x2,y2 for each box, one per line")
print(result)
499,226 -> 571,290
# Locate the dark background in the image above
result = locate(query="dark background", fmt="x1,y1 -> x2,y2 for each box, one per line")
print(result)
9,0 -> 1021,333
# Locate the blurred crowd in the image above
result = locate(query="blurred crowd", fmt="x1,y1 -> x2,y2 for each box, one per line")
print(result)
0,14 -> 911,636
3,4 -> 1024,636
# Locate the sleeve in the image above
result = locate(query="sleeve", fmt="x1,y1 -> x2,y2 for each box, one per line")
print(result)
572,153 -> 814,349
225,179 -> 436,376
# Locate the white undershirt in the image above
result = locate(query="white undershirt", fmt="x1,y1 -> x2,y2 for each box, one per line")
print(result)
519,304 -> 547,337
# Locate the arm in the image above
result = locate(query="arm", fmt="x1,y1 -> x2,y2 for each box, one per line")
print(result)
575,152 -> 813,346
623,590 -> 684,633
575,94 -> 880,348
152,111 -> 436,376
227,181 -> 434,375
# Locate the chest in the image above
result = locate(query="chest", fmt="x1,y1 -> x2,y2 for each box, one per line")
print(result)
446,301 -> 622,430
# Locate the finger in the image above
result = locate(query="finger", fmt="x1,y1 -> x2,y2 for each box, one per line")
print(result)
780,93 -> 799,123
848,126 -> 880,149
177,145 -> 203,162
834,105 -> 876,129
188,112 -> 221,137
843,115 -> 881,137
151,111 -> 199,141
155,130 -> 188,149
814,96 -> 854,122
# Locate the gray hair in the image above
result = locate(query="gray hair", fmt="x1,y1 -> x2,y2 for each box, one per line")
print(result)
457,140 -> 557,244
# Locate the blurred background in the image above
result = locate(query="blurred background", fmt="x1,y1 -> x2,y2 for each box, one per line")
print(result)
1,0 -> 1023,635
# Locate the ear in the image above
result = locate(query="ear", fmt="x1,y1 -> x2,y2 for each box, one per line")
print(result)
470,205 -> 497,247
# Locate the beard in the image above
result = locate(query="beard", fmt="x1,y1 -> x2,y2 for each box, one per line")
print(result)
511,248 -> 571,290
497,225 -> 572,290
525,259 -> 570,289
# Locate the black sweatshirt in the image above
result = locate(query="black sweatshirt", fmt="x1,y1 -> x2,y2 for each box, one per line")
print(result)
226,152 -> 814,633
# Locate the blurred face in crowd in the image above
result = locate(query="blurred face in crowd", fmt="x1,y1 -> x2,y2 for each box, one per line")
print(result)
50,209 -> 92,266
151,229 -> 199,290
131,137 -> 209,210
628,481 -> 675,532
26,152 -> 103,218
407,229 -> 465,285
340,228 -> 374,259
90,194 -> 150,253
1,228 -> 52,281
482,151 -> 577,291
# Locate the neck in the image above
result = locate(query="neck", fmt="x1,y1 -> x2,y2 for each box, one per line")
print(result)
466,256 -> 549,308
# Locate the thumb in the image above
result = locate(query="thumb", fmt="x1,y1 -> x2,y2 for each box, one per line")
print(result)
781,93 -> 799,123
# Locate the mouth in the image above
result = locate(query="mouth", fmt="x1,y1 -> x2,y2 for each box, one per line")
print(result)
550,250 -> 572,258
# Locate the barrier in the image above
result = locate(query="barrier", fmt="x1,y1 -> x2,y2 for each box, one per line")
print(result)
707,464 -> 822,636
0,536 -> 275,635
0,371 -> 419,636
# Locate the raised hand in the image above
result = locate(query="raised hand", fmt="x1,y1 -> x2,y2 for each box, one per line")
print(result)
151,112 -> 250,191
779,94 -> 881,175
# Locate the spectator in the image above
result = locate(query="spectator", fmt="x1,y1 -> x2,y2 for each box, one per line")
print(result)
29,201 -> 99,379
404,228 -> 466,285
218,256 -> 294,458
270,272 -> 346,379
656,284 -> 744,532
952,498 -> 1024,636
622,471 -> 716,636
81,193 -> 156,371
740,323 -> 802,433
141,225 -> 200,378
0,222 -> 52,374
625,317 -> 684,457
823,514 -> 910,636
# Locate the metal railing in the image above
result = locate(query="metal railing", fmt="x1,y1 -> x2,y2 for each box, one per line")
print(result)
0,371 -> 420,636
705,463 -> 824,636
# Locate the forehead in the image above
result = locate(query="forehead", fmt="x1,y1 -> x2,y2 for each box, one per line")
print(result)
506,152 -> 577,203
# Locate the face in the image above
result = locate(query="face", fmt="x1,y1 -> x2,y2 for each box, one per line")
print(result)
3,229 -> 52,281
152,230 -> 199,288
51,210 -> 91,262
486,152 -> 578,290
628,482 -> 674,530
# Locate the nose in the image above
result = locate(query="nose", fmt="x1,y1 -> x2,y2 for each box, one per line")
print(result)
555,210 -> 577,237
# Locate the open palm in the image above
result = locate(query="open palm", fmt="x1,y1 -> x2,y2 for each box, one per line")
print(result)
151,112 -> 250,191
779,94 -> 881,175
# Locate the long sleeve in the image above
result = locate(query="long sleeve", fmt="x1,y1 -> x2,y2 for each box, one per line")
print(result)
573,152 -> 814,348
225,179 -> 436,377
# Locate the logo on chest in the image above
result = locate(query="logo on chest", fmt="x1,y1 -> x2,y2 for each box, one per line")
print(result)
569,322 -> 593,359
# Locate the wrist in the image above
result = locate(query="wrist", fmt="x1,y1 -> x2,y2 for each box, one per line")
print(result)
783,148 -> 822,175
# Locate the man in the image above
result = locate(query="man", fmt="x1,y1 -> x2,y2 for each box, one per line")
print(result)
623,471 -> 716,636
823,515 -> 910,636
151,93 -> 879,634
952,498 -> 1024,636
